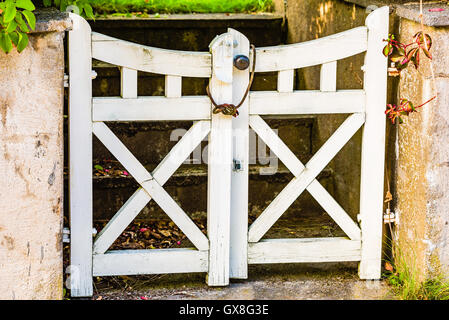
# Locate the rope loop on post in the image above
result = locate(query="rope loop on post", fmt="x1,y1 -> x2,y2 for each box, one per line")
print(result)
206,44 -> 256,118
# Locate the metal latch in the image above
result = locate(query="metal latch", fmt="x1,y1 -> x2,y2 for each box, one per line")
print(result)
233,159 -> 243,172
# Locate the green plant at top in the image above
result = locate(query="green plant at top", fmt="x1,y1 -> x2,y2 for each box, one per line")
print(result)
0,0 -> 36,53
0,0 -> 94,54
89,0 -> 273,15
42,0 -> 94,19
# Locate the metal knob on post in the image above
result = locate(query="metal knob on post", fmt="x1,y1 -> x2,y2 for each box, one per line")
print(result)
233,55 -> 250,70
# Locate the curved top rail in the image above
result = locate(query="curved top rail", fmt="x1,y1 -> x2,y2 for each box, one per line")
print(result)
92,32 -> 212,77
255,26 -> 368,72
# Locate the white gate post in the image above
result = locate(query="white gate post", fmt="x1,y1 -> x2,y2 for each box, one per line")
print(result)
359,6 -> 389,279
207,33 -> 234,286
68,13 -> 93,296
228,29 -> 250,279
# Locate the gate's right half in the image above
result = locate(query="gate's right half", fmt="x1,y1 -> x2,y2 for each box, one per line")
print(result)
237,6 -> 389,280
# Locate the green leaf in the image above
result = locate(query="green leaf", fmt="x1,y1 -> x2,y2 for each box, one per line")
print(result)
15,0 -> 35,11
6,20 -> 18,33
422,47 -> 432,59
83,4 -> 94,19
4,5 -> 17,23
21,10 -> 36,30
1,32 -> 13,53
94,165 -> 104,171
17,32 -> 28,53
0,33 -> 7,53
382,44 -> 392,57
9,31 -> 19,46
15,13 -> 29,33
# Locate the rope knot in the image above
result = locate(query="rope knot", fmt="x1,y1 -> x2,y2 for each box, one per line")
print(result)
213,104 -> 239,117
206,44 -> 256,118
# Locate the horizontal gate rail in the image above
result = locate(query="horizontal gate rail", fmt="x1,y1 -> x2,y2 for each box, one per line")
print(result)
93,249 -> 208,276
254,26 -> 367,72
92,32 -> 211,77
249,90 -> 366,115
248,238 -> 361,264
92,96 -> 212,121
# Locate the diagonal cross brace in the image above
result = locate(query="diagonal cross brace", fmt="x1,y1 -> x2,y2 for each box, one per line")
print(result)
249,115 -> 361,241
248,113 -> 365,243
92,121 -> 210,253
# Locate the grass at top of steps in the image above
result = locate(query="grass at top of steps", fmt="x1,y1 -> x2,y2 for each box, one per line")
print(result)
89,0 -> 274,15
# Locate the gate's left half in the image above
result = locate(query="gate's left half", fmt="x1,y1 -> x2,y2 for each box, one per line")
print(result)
68,14 -> 236,297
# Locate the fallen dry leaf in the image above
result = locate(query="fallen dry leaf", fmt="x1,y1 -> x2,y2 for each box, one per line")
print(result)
385,261 -> 394,272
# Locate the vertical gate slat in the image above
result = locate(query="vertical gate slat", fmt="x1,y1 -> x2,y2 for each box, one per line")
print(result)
207,33 -> 234,286
165,75 -> 182,98
359,6 -> 389,279
320,61 -> 337,92
121,67 -> 138,98
277,69 -> 294,93
229,29 -> 250,279
68,13 -> 93,297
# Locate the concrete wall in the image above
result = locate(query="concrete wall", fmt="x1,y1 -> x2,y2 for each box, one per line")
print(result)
394,14 -> 449,281
0,10 -> 71,300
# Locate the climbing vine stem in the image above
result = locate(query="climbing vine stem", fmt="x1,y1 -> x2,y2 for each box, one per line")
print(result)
382,0 -> 438,124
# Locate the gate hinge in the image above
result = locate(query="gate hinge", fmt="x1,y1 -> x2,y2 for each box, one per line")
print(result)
64,71 -> 98,87
63,227 -> 70,243
384,209 -> 399,225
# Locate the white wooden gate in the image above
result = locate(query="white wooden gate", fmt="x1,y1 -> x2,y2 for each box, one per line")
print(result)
68,7 -> 389,297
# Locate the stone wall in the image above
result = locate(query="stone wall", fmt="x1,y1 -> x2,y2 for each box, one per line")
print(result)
0,10 -> 71,300
393,7 -> 449,280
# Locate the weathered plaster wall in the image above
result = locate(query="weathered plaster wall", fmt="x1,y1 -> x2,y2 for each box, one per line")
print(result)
0,10 -> 71,300
395,18 -> 449,280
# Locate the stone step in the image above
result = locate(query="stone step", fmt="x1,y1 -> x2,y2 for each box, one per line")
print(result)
63,164 -> 335,221
90,118 -> 314,166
